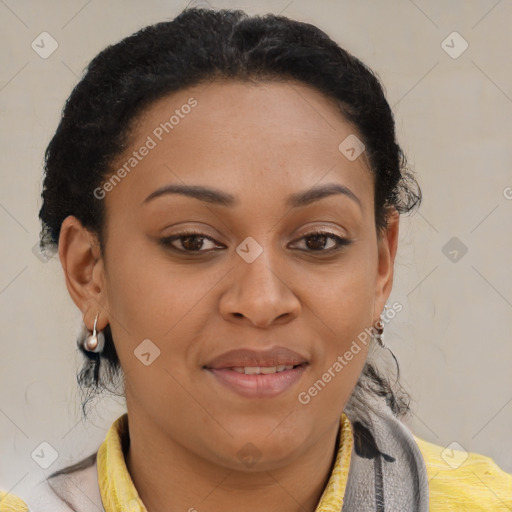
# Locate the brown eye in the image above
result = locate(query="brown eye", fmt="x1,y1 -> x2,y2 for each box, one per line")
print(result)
293,231 -> 352,252
180,234 -> 206,251
305,233 -> 330,251
160,232 -> 224,253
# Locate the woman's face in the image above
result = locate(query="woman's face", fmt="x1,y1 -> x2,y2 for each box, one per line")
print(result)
67,79 -> 398,470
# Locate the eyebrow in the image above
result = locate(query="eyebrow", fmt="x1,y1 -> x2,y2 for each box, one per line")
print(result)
142,183 -> 362,210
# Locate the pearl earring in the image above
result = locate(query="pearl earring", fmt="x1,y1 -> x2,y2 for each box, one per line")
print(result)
374,305 -> 389,348
83,314 -> 105,353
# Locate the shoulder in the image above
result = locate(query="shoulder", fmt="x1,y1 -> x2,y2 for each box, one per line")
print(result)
0,479 -> 73,512
0,492 -> 29,512
414,435 -> 512,511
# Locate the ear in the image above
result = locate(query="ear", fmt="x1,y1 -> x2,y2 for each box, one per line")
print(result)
58,215 -> 109,331
373,207 -> 400,321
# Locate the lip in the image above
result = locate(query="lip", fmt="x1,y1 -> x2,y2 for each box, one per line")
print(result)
204,346 -> 308,369
207,365 -> 308,398
204,346 -> 309,398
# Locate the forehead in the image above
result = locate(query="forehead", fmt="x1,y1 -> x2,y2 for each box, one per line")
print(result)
107,79 -> 373,211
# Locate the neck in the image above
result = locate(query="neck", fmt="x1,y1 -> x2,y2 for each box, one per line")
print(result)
124,409 -> 341,512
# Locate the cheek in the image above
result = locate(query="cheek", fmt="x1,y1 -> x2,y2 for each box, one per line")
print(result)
298,350 -> 367,413
102,235 -> 224,373
301,246 -> 377,327
104,235 -> 187,333
296,247 -> 376,401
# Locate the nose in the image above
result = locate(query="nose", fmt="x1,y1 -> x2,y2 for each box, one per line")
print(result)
219,250 -> 300,328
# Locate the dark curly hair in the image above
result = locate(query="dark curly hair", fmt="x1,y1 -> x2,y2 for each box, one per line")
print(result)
38,7 -> 421,419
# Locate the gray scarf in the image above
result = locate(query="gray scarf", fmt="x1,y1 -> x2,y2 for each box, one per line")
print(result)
342,395 -> 429,511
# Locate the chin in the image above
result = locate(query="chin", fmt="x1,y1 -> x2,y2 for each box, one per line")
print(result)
203,423 -> 313,472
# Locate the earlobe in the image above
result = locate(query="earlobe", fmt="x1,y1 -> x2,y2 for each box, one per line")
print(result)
58,215 -> 109,330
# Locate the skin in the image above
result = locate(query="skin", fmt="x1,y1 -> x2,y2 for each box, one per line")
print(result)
59,80 -> 399,512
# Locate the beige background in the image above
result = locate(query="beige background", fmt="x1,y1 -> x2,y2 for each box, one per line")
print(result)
1,0 -> 511,495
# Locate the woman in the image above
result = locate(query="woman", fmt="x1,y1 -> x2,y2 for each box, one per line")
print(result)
1,7 -> 510,512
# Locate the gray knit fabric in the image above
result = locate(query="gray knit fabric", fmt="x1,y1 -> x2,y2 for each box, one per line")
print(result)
23,454 -> 103,512
342,396 -> 429,511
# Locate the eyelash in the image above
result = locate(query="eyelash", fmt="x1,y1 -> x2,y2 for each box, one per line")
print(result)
160,230 -> 352,255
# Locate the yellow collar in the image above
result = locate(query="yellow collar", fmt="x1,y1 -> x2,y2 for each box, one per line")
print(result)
97,413 -> 353,512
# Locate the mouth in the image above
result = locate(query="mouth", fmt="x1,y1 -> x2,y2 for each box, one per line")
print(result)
203,346 -> 309,398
